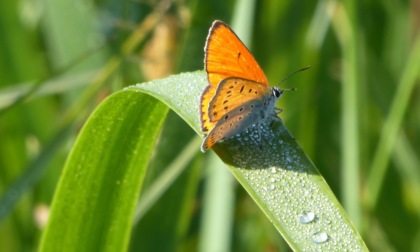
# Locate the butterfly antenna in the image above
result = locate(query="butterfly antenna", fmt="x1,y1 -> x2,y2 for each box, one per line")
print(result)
279,66 -> 311,85
283,87 -> 297,92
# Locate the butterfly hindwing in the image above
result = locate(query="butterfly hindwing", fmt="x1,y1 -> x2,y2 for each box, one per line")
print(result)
200,85 -> 216,133
201,100 -> 268,152
208,78 -> 271,122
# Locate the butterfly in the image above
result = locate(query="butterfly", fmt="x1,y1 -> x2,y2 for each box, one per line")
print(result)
200,20 -> 283,152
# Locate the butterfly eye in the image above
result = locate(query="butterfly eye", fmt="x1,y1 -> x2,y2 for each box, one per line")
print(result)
272,87 -> 282,98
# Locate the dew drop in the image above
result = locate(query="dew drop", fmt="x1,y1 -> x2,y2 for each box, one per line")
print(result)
312,231 -> 329,244
299,210 -> 315,224
267,184 -> 276,191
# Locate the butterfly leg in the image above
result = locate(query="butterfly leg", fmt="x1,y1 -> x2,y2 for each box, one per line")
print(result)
275,107 -> 283,114
268,113 -> 282,127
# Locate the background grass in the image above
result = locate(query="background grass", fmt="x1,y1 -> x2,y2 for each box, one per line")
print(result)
0,0 -> 419,251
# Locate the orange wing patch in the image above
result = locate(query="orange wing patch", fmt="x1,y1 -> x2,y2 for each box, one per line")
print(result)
200,85 -> 216,133
201,20 -> 269,134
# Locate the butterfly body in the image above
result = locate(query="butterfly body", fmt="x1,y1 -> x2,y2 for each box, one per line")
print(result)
200,21 -> 283,152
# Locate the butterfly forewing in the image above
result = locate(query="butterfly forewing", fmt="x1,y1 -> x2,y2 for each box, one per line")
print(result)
205,21 -> 269,87
201,20 -> 269,134
208,78 -> 271,122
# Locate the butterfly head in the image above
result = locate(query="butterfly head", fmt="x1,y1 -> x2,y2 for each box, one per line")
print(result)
272,87 -> 283,99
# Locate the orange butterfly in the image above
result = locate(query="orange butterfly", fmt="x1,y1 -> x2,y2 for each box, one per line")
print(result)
200,20 -> 283,152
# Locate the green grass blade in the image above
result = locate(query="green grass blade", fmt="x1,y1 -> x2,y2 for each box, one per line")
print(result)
199,152 -> 235,252
331,2 -> 361,228
368,34 -> 420,209
0,70 -> 99,110
39,91 -> 168,251
393,133 -> 420,214
130,71 -> 368,251
133,136 -> 201,223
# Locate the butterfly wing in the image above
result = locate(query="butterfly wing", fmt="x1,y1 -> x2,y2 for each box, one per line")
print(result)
208,77 -> 271,121
201,100 -> 266,152
201,20 -> 269,134
205,21 -> 269,87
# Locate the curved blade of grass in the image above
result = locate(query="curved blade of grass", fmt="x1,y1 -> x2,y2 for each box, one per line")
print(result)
368,33 -> 420,209
128,71 -> 368,251
39,91 -> 168,251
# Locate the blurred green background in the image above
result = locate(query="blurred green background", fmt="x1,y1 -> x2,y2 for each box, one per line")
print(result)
0,0 -> 419,251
